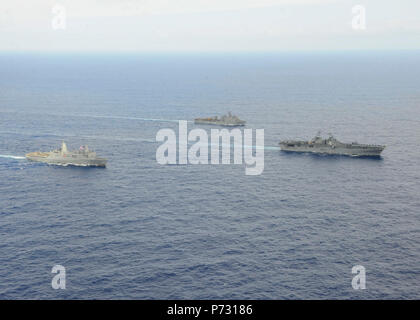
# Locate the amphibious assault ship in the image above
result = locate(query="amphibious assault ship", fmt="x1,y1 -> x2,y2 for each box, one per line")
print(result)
26,142 -> 107,167
279,132 -> 385,157
194,112 -> 246,126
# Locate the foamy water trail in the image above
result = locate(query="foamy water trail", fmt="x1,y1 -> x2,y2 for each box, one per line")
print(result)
85,114 -> 190,123
0,110 -> 191,124
185,142 -> 279,151
0,155 -> 25,160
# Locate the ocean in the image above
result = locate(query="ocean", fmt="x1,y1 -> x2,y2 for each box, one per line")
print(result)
0,51 -> 419,299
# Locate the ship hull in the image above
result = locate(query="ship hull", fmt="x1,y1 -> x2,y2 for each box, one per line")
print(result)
194,120 -> 245,127
279,145 -> 384,157
26,156 -> 107,167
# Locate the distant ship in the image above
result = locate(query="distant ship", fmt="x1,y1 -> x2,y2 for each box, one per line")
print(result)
194,112 -> 246,127
26,142 -> 107,167
279,132 -> 385,157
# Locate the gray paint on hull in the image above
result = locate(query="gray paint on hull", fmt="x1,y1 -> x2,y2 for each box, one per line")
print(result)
26,156 -> 107,167
194,120 -> 245,127
279,145 -> 384,157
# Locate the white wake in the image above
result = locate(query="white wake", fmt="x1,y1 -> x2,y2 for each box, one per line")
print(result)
0,155 -> 26,160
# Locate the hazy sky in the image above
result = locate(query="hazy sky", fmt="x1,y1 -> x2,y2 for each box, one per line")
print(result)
1,0 -> 419,52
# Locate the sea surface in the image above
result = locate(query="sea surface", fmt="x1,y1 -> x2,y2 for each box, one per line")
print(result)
0,51 -> 419,299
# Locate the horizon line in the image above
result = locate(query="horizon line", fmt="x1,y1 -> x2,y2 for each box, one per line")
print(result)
1,48 -> 420,55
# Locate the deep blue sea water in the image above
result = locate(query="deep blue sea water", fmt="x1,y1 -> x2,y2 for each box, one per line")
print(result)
0,51 -> 419,299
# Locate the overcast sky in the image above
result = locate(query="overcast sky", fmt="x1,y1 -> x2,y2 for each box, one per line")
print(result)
1,0 -> 419,52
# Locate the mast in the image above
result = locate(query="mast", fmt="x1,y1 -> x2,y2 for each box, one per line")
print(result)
61,141 -> 68,154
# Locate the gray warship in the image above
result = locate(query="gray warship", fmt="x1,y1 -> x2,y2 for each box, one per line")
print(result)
26,142 -> 107,167
194,112 -> 246,126
279,132 -> 385,157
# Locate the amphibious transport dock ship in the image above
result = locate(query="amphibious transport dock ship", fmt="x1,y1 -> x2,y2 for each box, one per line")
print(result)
279,132 -> 385,157
26,142 -> 107,167
194,112 -> 246,127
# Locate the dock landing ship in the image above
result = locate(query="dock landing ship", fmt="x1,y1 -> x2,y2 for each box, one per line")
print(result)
194,112 -> 246,127
26,142 -> 107,167
279,132 -> 385,157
